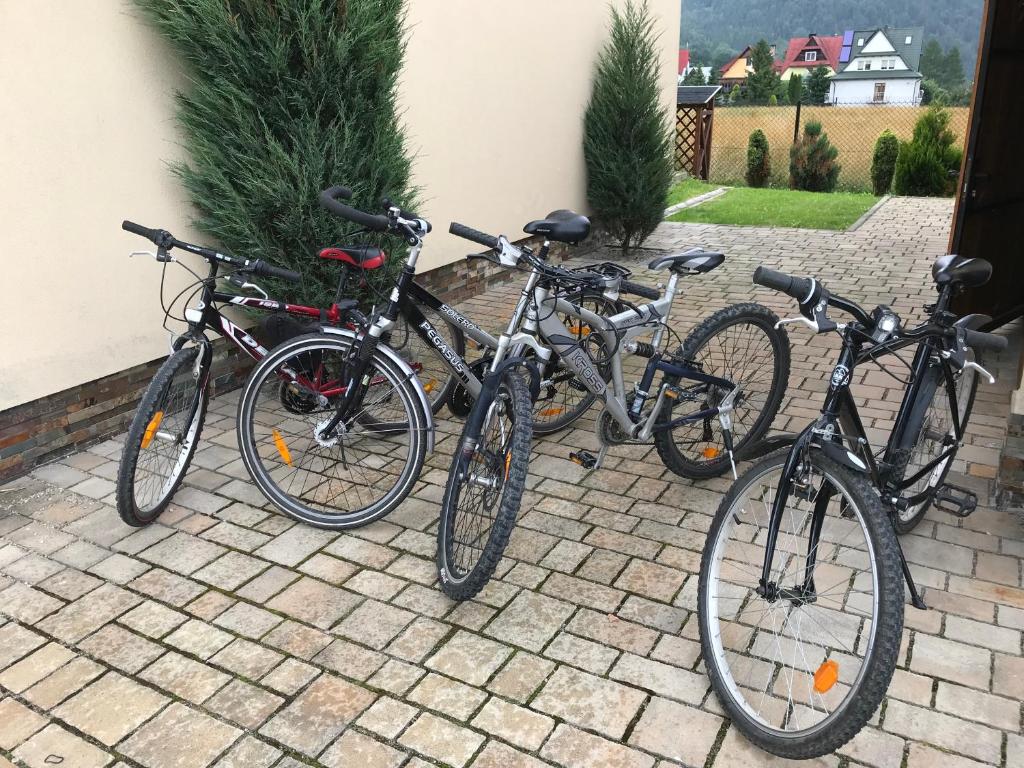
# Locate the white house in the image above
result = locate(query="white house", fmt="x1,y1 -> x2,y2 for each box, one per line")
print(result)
829,27 -> 924,105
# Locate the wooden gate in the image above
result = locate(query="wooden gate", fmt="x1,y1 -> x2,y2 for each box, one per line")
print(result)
675,85 -> 721,180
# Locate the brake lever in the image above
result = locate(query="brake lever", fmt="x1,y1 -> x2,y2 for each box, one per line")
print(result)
130,249 -> 175,264
940,349 -> 996,384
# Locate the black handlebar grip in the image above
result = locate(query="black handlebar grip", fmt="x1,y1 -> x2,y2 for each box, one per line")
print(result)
619,280 -> 660,301
122,220 -> 170,247
963,328 -> 1008,352
449,222 -> 500,249
753,266 -> 817,305
319,187 -> 390,232
253,261 -> 302,284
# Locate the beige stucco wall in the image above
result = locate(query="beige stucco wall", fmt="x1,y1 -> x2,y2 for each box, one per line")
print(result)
0,0 -> 680,411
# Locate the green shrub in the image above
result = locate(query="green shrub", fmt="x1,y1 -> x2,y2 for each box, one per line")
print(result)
892,106 -> 963,196
728,84 -> 741,103
768,93 -> 778,106
789,121 -> 840,192
745,129 -> 771,187
583,0 -> 672,250
870,130 -> 900,195
786,74 -> 804,104
132,0 -> 414,308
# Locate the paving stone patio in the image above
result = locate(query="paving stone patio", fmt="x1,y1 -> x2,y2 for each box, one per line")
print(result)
2,196 -> 1023,768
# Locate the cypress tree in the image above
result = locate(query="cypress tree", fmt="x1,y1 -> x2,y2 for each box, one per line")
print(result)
584,0 -> 673,251
132,0 -> 415,306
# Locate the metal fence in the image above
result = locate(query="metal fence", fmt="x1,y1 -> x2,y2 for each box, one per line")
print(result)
704,103 -> 970,192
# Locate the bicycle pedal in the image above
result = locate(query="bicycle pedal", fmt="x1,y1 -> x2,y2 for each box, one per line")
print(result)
933,483 -> 978,518
569,450 -> 598,470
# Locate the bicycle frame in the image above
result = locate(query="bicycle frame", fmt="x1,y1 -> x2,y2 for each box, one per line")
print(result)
755,288 -> 972,609
534,275 -> 739,442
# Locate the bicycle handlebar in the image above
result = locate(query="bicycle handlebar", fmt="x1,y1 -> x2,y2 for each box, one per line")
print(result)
962,327 -> 1008,352
753,266 -> 820,305
449,222 -> 500,250
620,280 -> 660,301
122,220 -> 300,283
319,186 -> 391,232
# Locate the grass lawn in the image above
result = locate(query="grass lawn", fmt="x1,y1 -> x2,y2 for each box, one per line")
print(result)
666,178 -> 718,206
666,183 -> 879,230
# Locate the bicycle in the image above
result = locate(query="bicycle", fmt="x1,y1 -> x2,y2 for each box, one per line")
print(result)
235,187 -> 604,534
697,257 -> 1007,759
435,221 -> 792,598
115,219 -> 409,526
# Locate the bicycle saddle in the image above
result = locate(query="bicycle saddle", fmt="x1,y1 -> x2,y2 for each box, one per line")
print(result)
319,245 -> 387,270
649,248 -> 725,274
931,255 -> 991,288
523,210 -> 591,244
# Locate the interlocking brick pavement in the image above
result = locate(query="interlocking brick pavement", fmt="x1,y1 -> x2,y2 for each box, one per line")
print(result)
1,196 -> 1022,768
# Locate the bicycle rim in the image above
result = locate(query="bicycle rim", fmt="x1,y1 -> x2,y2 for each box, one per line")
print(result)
134,354 -> 205,514
241,337 -> 424,525
704,459 -> 881,738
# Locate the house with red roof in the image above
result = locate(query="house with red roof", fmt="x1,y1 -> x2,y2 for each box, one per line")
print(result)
778,33 -> 844,80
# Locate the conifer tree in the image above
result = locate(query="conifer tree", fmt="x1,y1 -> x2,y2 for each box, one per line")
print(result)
584,0 -> 673,250
790,121 -> 840,191
745,40 -> 780,104
132,0 -> 415,306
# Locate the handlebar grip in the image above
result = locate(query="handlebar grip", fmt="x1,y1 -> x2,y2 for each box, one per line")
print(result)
319,187 -> 390,232
449,222 -> 500,250
619,280 -> 660,301
381,197 -> 421,222
963,328 -> 1008,352
253,260 -> 301,284
753,266 -> 817,305
122,220 -> 170,247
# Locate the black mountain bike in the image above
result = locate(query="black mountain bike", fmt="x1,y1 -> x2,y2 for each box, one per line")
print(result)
698,256 -> 1006,759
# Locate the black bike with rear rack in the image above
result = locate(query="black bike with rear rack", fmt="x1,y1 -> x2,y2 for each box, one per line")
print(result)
697,256 -> 1007,759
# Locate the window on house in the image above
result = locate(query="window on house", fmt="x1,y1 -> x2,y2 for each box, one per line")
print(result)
858,37 -> 864,45
745,57 -> 751,67
857,59 -> 873,71
874,82 -> 886,102
881,58 -> 895,70
805,51 -> 817,62
905,35 -> 912,44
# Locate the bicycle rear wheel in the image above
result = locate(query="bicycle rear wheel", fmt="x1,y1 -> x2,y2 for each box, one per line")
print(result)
237,333 -> 428,528
891,354 -> 979,533
699,449 -> 903,759
437,369 -> 532,601
117,345 -> 208,526
655,302 -> 790,479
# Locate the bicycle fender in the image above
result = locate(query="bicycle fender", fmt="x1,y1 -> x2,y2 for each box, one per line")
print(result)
321,326 -> 435,453
816,439 -> 870,474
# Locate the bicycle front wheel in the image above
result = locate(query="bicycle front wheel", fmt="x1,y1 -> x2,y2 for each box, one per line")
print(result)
117,345 -> 208,526
699,449 -> 903,759
237,333 -> 428,528
437,369 -> 532,601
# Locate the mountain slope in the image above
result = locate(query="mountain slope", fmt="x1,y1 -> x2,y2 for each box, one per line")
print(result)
680,0 -> 984,77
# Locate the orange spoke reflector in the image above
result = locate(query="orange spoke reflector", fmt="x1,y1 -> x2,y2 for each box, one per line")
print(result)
141,411 -> 164,449
272,429 -> 293,466
423,379 -> 437,394
505,451 -> 512,482
702,446 -> 720,459
814,660 -> 839,693
567,325 -> 591,336
539,407 -> 565,417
